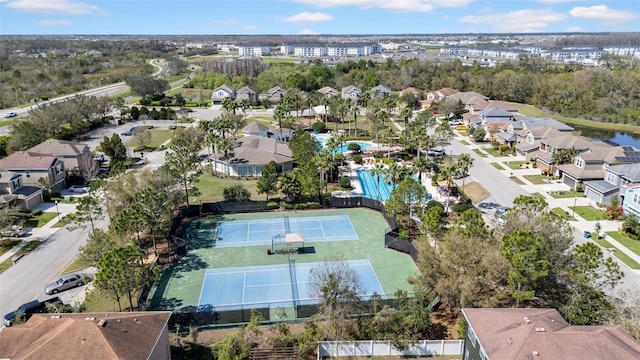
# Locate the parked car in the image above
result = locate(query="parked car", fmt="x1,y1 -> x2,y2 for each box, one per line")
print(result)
121,127 -> 136,136
448,119 -> 463,126
0,225 -> 26,238
68,184 -> 90,193
3,300 -> 45,327
4,112 -> 17,118
494,206 -> 510,223
427,148 -> 446,157
44,273 -> 84,295
93,153 -> 105,162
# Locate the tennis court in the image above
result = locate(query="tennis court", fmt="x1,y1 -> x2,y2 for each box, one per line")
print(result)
211,214 -> 358,248
197,259 -> 385,312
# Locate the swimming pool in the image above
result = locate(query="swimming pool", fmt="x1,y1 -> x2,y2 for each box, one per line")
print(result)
357,169 -> 393,201
315,134 -> 372,155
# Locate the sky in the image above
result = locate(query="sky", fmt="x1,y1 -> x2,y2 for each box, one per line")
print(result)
0,0 -> 639,35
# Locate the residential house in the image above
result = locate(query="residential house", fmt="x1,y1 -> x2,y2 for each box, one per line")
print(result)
370,85 -> 391,98
622,183 -> 640,217
211,85 -> 236,105
399,87 -> 424,99
318,86 -> 339,98
422,87 -> 459,107
0,311 -> 172,360
341,85 -> 362,102
497,117 -> 573,148
0,151 -> 66,192
461,308 -> 640,360
584,160 -> 640,206
448,91 -> 489,111
27,139 -> 92,173
0,171 -> 43,210
212,136 -> 294,177
266,86 -> 287,103
557,145 -> 640,190
242,121 -> 270,137
469,107 -> 517,141
535,133 -> 594,174
469,100 -> 519,115
236,85 -> 259,104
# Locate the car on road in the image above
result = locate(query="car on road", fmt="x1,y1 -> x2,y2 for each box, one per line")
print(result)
427,148 -> 446,157
121,126 -> 137,136
4,112 -> 18,118
44,273 -> 84,295
68,184 -> 90,193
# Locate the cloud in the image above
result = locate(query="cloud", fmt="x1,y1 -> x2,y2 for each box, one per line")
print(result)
459,8 -> 566,32
36,19 -> 72,26
566,26 -> 583,32
569,5 -> 636,22
209,19 -> 239,26
244,25 -> 258,31
284,12 -> 333,22
291,0 -> 474,13
300,29 -> 320,34
5,0 -> 106,15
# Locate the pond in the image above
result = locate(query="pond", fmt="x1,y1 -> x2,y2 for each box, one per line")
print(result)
572,125 -> 640,148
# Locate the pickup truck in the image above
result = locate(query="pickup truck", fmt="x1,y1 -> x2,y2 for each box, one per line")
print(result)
2,297 -> 62,326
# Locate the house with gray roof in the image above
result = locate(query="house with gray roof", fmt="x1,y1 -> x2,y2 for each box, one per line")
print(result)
318,86 -> 339,98
242,121 -> 270,137
557,145 -> 640,190
0,151 -> 66,192
212,136 -> 294,177
536,134 -> 598,175
341,85 -> 362,102
497,117 -> 573,147
0,171 -> 43,210
236,85 -> 259,104
370,85 -> 391,98
27,139 -> 92,174
211,85 -> 236,104
266,86 -> 287,103
462,308 -> 640,360
584,161 -> 640,205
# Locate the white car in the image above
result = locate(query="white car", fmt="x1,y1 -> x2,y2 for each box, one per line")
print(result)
4,112 -> 17,118
68,185 -> 90,193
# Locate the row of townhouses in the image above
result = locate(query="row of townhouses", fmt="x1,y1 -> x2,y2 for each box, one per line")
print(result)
237,43 -> 382,57
440,45 -> 640,62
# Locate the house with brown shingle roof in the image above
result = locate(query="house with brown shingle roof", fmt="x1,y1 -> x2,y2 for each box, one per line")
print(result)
0,151 -> 66,192
236,85 -> 260,104
470,100 -> 520,114
0,171 -> 43,210
212,135 -> 294,176
400,87 -> 424,99
0,311 -> 172,360
211,85 -> 236,104
448,91 -> 489,111
341,85 -> 362,102
27,139 -> 92,173
557,145 -> 640,190
266,85 -> 287,103
462,308 -> 640,360
318,86 -> 339,98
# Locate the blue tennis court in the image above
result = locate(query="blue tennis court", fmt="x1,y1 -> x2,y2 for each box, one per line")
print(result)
196,260 -> 385,312
212,215 -> 358,248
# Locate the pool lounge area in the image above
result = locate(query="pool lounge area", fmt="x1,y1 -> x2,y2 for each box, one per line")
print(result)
314,133 -> 374,155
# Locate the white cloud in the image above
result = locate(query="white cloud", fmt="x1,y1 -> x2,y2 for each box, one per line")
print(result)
244,25 -> 258,31
291,0 -> 474,13
36,19 -> 72,26
5,0 -> 106,15
569,5 -> 636,22
300,29 -> 320,34
209,19 -> 239,26
285,12 -> 333,22
566,26 -> 584,32
459,8 -> 566,32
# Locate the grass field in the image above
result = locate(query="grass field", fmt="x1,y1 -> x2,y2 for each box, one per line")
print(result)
550,207 -> 576,221
194,173 -> 264,202
491,162 -> 505,170
518,104 -> 640,135
607,231 -> 640,258
510,176 -> 525,185
462,181 -> 490,203
0,240 -> 42,274
503,160 -> 527,170
573,206 -> 606,221
523,175 -> 547,185
25,212 -> 57,228
126,129 -> 174,150
149,208 -> 418,315
548,190 -> 584,199
472,149 -> 487,158
0,239 -> 21,257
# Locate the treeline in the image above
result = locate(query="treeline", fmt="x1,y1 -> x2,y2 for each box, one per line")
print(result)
555,33 -> 640,47
187,57 -> 640,125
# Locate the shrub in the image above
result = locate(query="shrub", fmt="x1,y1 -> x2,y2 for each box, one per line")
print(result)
452,202 -> 474,214
575,184 -> 585,192
306,202 -> 321,209
347,143 -> 361,153
338,176 -> 351,189
498,144 -> 510,154
222,184 -> 251,202
311,122 -> 326,132
398,228 -> 409,240
267,201 -> 280,209
425,200 -> 444,211
353,154 -> 363,164
31,209 -> 42,217
334,153 -> 344,162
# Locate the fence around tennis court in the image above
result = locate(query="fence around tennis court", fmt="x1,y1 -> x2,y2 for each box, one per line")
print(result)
317,340 -> 464,358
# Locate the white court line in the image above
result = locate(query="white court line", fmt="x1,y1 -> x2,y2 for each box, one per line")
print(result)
242,271 -> 247,303
244,281 -> 293,288
318,220 -> 327,239
343,216 -> 360,240
196,272 -> 208,309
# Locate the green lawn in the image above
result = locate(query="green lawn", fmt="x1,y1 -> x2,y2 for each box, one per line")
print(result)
62,257 -> 89,274
491,162 -> 505,170
531,192 -> 546,200
0,119 -> 15,127
607,231 -> 640,258
0,239 -> 21,257
518,104 -> 640,135
523,175 -> 547,185
84,287 -> 139,312
548,190 -> 584,199
612,250 -> 640,270
551,207 -> 576,221
109,89 -> 131,100
572,206 -> 606,221
193,173 -> 265,203
52,215 -> 72,228
163,70 -> 190,82
472,149 -> 487,158
25,212 -> 58,228
510,176 -> 525,185
503,160 -> 527,170
483,147 -> 511,157
126,129 -> 174,150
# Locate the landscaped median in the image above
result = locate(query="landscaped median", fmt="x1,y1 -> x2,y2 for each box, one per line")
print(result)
592,234 -> 640,270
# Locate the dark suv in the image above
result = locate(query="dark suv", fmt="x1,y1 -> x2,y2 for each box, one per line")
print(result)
3,300 -> 45,327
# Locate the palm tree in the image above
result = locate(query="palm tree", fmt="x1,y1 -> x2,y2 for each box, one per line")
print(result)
350,104 -> 360,137
440,164 -> 457,213
278,172 -> 302,203
399,106 -> 413,129
325,135 -> 341,155
551,146 -> 578,178
456,153 -> 474,196
383,161 -> 401,189
314,150 -> 335,193
414,157 -> 431,182
221,97 -> 236,116
274,103 -> 289,139
335,133 -> 347,157
370,162 -> 385,201
240,99 -> 250,121
336,98 -> 349,133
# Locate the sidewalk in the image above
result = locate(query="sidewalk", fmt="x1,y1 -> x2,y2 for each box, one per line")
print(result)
0,202 -> 77,264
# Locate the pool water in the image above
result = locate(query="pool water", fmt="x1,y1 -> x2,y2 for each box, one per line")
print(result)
357,169 -> 394,201
315,134 -> 372,155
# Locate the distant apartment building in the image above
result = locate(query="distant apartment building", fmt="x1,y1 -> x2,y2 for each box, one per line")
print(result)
603,45 -> 640,58
238,45 -> 271,56
280,44 -> 294,55
294,44 -> 328,57
287,43 -> 380,58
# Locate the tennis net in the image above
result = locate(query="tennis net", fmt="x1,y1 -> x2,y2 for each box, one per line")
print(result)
283,215 -> 291,234
288,258 -> 299,305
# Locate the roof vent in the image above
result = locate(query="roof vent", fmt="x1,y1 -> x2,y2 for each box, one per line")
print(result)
50,315 -> 61,319
533,351 -> 540,356
535,327 -> 546,332
97,320 -> 107,327
523,317 -> 532,324
85,317 -> 96,321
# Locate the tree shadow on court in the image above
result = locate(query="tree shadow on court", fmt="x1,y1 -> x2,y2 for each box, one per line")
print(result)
177,215 -> 224,251
171,253 -> 209,274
